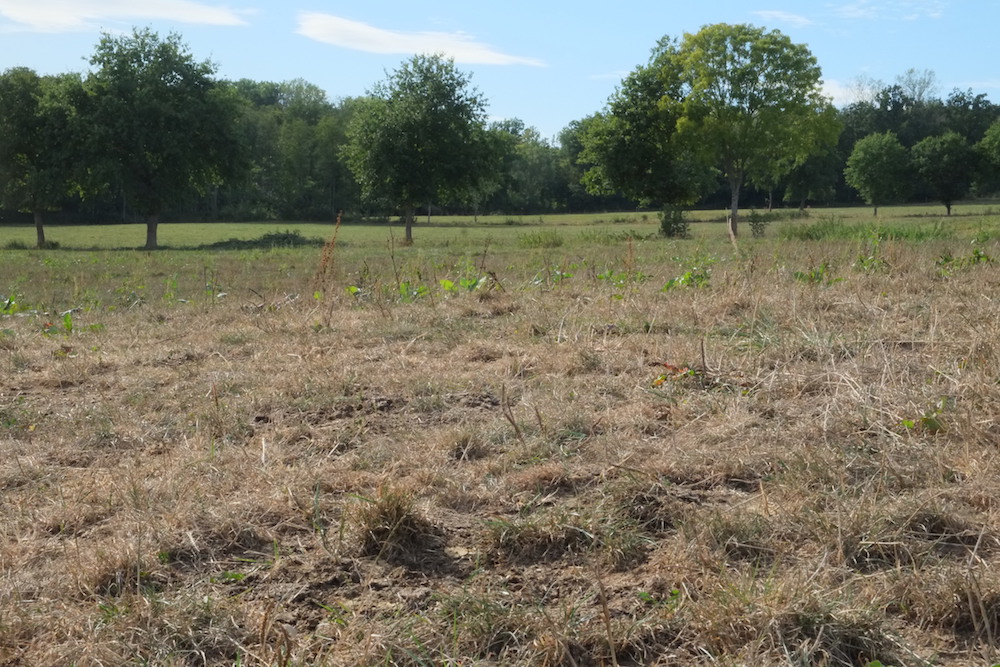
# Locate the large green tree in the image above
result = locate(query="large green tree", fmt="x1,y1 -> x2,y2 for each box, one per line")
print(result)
83,28 -> 243,249
844,131 -> 911,215
343,54 -> 492,243
671,24 -> 839,239
579,38 -> 714,211
911,131 -> 976,215
0,68 -> 82,247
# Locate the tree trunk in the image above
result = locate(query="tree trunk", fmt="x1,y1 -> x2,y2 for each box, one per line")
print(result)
404,205 -> 415,245
145,213 -> 160,250
727,177 -> 741,242
33,210 -> 45,249
946,202 -> 952,216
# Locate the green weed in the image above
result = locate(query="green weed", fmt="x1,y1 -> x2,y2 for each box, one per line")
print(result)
792,261 -> 842,286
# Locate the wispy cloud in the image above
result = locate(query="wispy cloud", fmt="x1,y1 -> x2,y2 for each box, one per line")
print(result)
752,10 -> 814,27
296,12 -> 545,67
829,0 -> 949,20
0,0 -> 249,33
830,1 -> 880,19
959,78 -> 1000,92
899,0 -> 947,20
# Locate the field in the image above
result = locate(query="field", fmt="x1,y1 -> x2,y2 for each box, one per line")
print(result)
2,207 -> 1000,665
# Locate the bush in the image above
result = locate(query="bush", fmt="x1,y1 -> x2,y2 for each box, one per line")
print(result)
748,210 -> 771,238
658,206 -> 690,239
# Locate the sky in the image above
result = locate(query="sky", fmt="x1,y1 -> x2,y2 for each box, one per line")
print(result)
0,0 -> 997,143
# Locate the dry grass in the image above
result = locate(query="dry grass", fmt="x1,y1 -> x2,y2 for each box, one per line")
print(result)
2,229 -> 1000,665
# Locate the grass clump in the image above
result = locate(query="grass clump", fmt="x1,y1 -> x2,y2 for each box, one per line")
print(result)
353,486 -> 441,564
780,215 -> 955,242
517,229 -> 563,248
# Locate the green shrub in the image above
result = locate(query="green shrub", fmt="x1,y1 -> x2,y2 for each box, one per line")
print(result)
658,206 -> 690,239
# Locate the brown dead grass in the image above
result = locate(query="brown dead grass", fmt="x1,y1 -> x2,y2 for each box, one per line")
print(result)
2,235 -> 1000,665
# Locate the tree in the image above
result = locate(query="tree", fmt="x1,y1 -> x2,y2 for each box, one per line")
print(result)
670,24 -> 839,239
895,68 -> 938,105
83,28 -> 244,249
944,89 -> 999,143
911,131 -> 976,215
0,68 -> 82,247
783,150 -> 839,210
844,131 -> 911,215
579,39 -> 714,212
976,118 -> 1000,194
503,127 -> 566,213
343,54 -> 492,243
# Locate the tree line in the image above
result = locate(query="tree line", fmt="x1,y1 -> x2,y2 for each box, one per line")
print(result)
2,25 -> 1000,247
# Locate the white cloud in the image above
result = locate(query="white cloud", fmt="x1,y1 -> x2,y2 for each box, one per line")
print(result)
751,10 -> 814,27
821,78 -> 856,106
0,0 -> 249,33
296,12 -> 545,67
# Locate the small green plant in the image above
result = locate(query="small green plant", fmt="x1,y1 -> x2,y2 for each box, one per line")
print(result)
793,262 -> 842,286
42,311 -> 75,336
440,275 -> 487,293
0,294 -> 21,314
662,254 -> 713,291
531,268 -> 573,288
936,244 -> 992,277
854,234 -> 890,274
597,268 -> 648,289
901,397 -> 950,434
397,280 -> 430,302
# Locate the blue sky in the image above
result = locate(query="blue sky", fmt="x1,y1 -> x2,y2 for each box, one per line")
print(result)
0,1 -> 995,142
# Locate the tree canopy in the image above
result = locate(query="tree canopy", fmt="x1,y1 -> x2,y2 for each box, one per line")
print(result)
343,54 -> 494,243
579,24 -> 838,240
911,131 -> 977,215
671,23 -> 840,239
844,131 -> 912,215
0,68 -> 82,247
83,28 -> 244,249
578,40 -> 714,212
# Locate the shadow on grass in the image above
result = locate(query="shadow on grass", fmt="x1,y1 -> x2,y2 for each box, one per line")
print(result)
193,229 -> 327,250
2,229 -> 330,252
